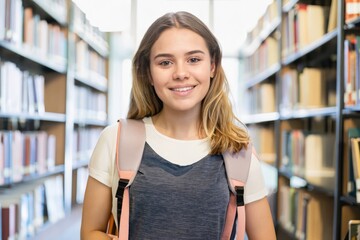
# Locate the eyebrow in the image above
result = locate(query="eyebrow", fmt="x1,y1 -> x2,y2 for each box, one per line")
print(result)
153,50 -> 206,60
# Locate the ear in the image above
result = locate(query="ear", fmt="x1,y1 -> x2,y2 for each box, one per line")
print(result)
149,74 -> 154,86
210,62 -> 216,78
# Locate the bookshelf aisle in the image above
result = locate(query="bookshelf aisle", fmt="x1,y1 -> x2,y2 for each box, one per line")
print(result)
240,0 -> 280,221
239,0 -> 355,239
69,2 -> 108,206
0,0 -> 109,239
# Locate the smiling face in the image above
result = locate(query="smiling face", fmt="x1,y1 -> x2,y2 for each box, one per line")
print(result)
149,27 -> 215,116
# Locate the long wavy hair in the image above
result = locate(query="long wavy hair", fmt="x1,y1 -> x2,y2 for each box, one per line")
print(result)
127,11 -> 249,154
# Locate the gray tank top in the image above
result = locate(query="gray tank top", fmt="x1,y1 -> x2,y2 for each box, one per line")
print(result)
129,143 -> 231,240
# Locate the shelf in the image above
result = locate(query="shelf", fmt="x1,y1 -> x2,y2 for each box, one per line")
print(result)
240,17 -> 281,57
341,196 -> 360,206
28,0 -> 68,26
74,27 -> 109,58
281,30 -> 337,66
0,2 -> 110,239
244,63 -> 281,88
72,159 -> 89,170
345,16 -> 360,28
240,0 -> 354,239
241,112 -> 280,124
0,165 -> 65,188
0,41 -> 67,73
280,106 -> 337,120
0,112 -> 66,122
282,0 -> 299,13
344,105 -> 360,113
74,118 -> 108,127
75,73 -> 108,92
279,168 -> 334,196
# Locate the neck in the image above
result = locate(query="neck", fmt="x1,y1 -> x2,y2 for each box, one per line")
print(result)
152,110 -> 203,140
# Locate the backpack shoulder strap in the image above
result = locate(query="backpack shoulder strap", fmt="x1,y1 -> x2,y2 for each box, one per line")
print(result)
115,118 -> 145,240
221,142 -> 253,240
223,142 -> 253,193
116,118 -> 146,183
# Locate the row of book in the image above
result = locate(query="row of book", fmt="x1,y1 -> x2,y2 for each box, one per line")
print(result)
278,185 -> 334,240
243,66 -> 337,116
73,127 -> 102,163
74,85 -> 107,122
244,0 -> 279,46
245,83 -> 276,114
72,3 -> 108,55
76,39 -> 108,86
0,60 -> 45,114
1,175 -> 65,240
0,0 -> 67,63
280,67 -> 336,114
281,130 -> 336,181
243,36 -> 279,79
248,125 -> 276,164
282,1 -> 333,57
344,34 -> 360,107
22,6 -> 67,63
0,130 -> 56,185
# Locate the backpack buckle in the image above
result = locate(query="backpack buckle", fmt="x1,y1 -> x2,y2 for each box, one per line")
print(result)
116,179 -> 129,223
235,186 -> 244,206
116,179 -> 129,198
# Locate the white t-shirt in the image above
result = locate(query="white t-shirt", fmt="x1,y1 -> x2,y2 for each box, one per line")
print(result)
88,118 -> 268,223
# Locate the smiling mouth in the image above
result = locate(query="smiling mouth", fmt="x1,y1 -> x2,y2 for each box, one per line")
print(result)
170,86 -> 195,92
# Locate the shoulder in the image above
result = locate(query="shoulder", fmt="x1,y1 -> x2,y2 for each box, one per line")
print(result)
89,122 -> 119,158
99,122 -> 118,143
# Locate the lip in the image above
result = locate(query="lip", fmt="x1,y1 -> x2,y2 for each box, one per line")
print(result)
169,85 -> 196,95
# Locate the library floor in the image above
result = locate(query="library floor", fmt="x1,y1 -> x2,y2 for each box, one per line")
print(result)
34,205 -> 82,240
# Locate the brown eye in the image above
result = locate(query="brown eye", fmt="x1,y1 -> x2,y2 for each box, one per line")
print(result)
189,57 -> 200,63
159,60 -> 171,66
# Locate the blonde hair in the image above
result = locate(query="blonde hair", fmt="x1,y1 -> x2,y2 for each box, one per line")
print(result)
127,11 -> 249,154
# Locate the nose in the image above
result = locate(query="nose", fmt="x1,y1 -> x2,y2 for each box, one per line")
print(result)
172,63 -> 189,80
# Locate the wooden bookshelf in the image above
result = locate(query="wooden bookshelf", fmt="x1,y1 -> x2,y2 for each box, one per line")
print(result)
239,0 -> 349,239
0,0 -> 109,238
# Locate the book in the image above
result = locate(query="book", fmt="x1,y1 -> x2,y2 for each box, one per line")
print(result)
0,0 -> 5,40
327,0 -> 338,32
348,128 -> 360,199
306,5 -> 329,44
1,203 -> 16,240
280,67 -> 298,114
44,175 -> 65,223
349,220 -> 360,240
345,0 -> 360,23
351,137 -> 360,202
260,83 -> 275,113
299,68 -> 325,109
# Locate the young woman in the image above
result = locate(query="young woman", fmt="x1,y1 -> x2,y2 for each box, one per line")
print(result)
81,11 -> 276,240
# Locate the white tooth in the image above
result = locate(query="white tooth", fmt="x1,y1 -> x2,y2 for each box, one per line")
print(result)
173,87 -> 193,92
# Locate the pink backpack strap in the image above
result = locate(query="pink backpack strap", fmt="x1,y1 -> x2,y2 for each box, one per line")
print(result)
115,119 -> 145,239
221,142 -> 253,240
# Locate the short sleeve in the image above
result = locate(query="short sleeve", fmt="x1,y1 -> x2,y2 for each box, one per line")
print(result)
88,123 -> 118,187
244,153 -> 268,204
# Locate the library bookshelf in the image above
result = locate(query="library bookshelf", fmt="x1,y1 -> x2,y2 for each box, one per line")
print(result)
0,0 -> 109,238
239,0 -> 360,239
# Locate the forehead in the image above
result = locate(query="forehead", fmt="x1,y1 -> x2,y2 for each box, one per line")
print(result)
151,28 -> 209,55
